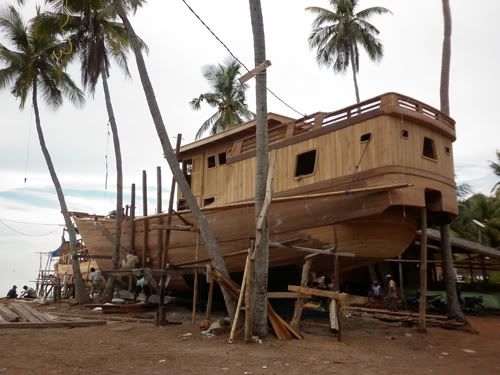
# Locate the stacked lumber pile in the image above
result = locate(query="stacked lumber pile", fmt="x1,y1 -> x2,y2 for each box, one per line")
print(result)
350,307 -> 466,329
210,268 -> 303,340
0,302 -> 107,329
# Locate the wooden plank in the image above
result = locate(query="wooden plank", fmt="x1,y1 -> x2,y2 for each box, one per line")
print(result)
267,292 -> 311,299
0,305 -> 19,322
288,285 -> 367,305
238,60 -> 272,84
228,250 -> 251,344
0,320 -> 107,329
9,303 -> 46,322
291,256 -> 314,327
15,303 -> 50,322
151,224 -> 196,232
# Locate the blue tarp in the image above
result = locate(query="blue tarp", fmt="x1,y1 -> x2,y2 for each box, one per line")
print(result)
50,243 -> 64,257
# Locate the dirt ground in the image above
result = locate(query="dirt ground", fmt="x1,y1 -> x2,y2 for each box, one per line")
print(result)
0,303 -> 499,375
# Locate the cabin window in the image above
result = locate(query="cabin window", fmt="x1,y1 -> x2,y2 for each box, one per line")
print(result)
360,133 -> 372,143
423,137 -> 437,160
401,129 -> 409,139
295,150 -> 317,178
203,197 -> 215,206
207,155 -> 216,168
218,152 -> 227,165
445,146 -> 450,155
182,159 -> 193,187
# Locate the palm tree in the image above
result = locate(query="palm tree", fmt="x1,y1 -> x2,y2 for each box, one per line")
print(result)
0,5 -> 87,303
439,0 -> 465,322
191,58 -> 254,140
111,0 -> 235,318
37,0 -> 146,301
489,150 -> 500,194
249,0 -> 269,337
451,194 -> 500,248
306,0 -> 391,103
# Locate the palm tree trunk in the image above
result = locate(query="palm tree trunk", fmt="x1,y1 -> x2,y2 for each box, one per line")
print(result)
440,225 -> 465,321
113,1 -> 234,318
32,79 -> 88,304
249,0 -> 269,337
349,45 -> 361,104
101,69 -> 124,302
439,0 -> 465,322
440,0 -> 452,115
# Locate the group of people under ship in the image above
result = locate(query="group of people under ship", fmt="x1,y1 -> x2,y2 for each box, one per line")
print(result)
6,285 -> 37,299
367,274 -> 399,311
89,249 -> 151,303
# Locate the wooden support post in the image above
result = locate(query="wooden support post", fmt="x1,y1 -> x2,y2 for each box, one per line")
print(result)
157,166 -> 163,269
159,134 -> 182,306
244,239 -> 255,342
130,183 -> 136,251
205,273 -> 214,321
481,256 -> 487,282
229,249 -> 252,344
398,255 -> 405,307
142,171 -> 148,266
419,207 -> 427,332
333,254 -> 340,290
468,254 -> 474,283
291,254 -> 316,328
191,234 -> 199,324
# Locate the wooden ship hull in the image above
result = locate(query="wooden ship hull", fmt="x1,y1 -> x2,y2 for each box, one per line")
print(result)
62,93 -> 458,288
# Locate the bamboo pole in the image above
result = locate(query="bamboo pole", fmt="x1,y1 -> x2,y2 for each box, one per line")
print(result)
244,239 -> 255,342
419,207 -> 427,332
157,166 -> 163,269
229,249 -> 251,344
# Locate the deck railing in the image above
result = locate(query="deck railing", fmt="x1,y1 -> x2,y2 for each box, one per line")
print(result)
228,92 -> 455,160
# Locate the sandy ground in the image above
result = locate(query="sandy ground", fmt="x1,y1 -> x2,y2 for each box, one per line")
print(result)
0,303 -> 499,375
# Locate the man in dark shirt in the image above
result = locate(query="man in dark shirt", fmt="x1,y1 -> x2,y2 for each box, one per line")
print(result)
7,285 -> 18,299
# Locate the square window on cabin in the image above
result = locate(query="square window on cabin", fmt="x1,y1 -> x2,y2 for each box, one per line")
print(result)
295,150 -> 317,177
401,130 -> 409,139
203,197 -> 215,206
218,152 -> 227,165
207,155 -> 216,168
360,133 -> 372,142
423,137 -> 437,160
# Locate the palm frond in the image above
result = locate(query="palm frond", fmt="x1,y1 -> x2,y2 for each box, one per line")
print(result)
0,5 -> 29,51
195,111 -> 220,140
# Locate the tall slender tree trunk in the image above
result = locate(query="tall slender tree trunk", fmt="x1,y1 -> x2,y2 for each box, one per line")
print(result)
32,80 -> 88,304
113,1 -> 234,318
101,69 -> 124,302
349,45 -> 361,104
439,0 -> 465,322
249,0 -> 269,337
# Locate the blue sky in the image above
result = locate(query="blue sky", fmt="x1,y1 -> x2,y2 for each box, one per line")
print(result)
1,0 -> 499,294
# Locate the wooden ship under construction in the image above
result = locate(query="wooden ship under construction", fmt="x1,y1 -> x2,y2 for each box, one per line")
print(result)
56,92 -> 458,288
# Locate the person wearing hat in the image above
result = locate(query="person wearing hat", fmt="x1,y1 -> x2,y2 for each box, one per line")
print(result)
6,285 -> 18,299
385,274 -> 398,311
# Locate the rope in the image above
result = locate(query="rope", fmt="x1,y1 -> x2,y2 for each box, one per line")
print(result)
52,0 -> 73,61
0,220 -> 61,237
180,0 -> 306,117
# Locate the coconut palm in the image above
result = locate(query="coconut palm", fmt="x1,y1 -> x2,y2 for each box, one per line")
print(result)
0,5 -> 87,302
306,0 -> 391,103
190,58 -> 254,140
438,0 -> 465,322
37,0 -> 146,301
249,0 -> 269,337
111,0 -> 235,317
451,194 -> 500,248
489,150 -> 500,194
